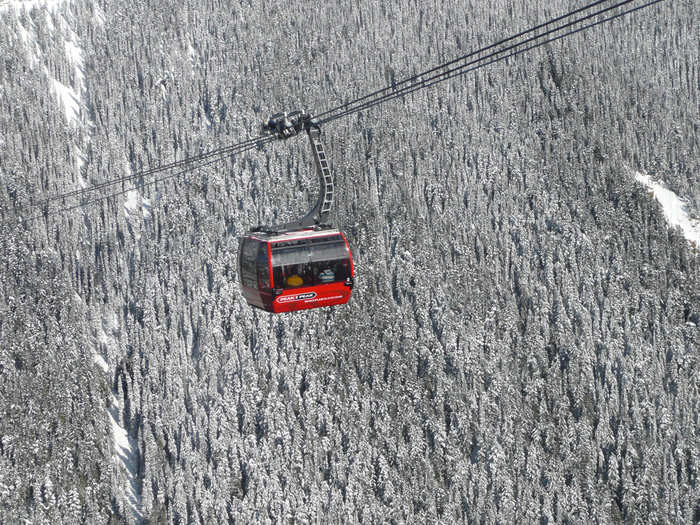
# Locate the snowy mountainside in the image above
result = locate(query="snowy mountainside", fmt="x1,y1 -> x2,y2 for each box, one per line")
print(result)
1,1 -> 137,522
1,1 -> 698,524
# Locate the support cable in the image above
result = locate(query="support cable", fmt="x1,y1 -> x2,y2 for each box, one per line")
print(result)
314,0 -> 615,122
4,0 -> 665,225
31,134 -> 269,208
16,136 -> 274,224
319,0 -> 663,125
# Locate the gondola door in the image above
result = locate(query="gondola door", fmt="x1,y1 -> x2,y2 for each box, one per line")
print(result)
239,237 -> 275,310
256,242 -> 274,310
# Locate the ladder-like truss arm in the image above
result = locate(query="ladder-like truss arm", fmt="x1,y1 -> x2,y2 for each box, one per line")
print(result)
298,125 -> 334,227
255,112 -> 335,233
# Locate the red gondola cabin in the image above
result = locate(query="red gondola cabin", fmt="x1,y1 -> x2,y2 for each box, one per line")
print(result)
239,112 -> 354,313
238,227 -> 354,313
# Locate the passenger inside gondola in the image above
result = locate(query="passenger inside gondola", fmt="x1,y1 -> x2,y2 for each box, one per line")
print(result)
286,273 -> 303,287
319,267 -> 335,283
273,259 -> 349,289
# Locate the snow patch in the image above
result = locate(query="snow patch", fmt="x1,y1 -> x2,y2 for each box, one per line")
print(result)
634,171 -> 700,250
93,353 -> 108,373
50,77 -> 81,123
124,189 -> 152,220
93,4 -> 104,26
14,18 -> 33,47
124,190 -> 152,242
53,12 -> 85,125
107,394 -> 143,521
76,146 -> 87,184
187,40 -> 197,61
93,313 -> 142,522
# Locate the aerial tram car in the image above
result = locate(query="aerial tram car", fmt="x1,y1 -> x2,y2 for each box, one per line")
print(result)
238,112 -> 354,313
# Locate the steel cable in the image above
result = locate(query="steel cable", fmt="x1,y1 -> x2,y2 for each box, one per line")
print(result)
15,136 -> 274,225
318,0 -> 662,125
314,0 -> 615,122
6,0 -> 664,225
31,134 -> 269,208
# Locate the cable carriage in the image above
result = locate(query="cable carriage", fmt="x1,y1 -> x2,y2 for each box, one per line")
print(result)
238,112 -> 354,313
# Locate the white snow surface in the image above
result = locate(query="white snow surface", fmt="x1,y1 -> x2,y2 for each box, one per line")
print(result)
93,3 -> 104,25
95,319 -> 143,521
107,394 -> 143,521
124,189 -> 152,219
634,171 -> 700,250
50,77 -> 81,124
93,353 -> 108,373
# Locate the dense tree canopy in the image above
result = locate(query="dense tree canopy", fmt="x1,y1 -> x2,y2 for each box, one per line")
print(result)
0,0 -> 697,523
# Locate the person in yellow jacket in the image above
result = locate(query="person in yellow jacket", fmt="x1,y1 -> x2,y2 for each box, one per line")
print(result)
286,273 -> 303,287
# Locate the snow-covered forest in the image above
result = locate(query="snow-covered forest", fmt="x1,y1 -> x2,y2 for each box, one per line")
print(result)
0,0 -> 698,523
